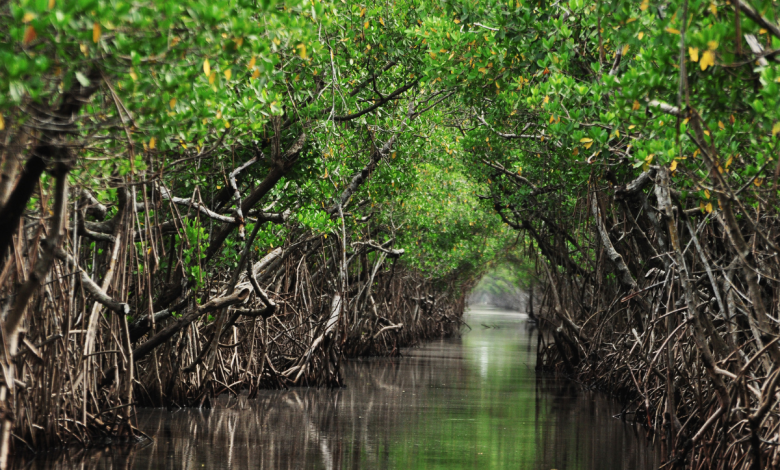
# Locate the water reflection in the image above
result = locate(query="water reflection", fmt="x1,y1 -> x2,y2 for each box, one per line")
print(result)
13,306 -> 660,469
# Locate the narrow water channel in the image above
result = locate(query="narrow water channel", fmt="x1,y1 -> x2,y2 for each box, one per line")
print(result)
15,306 -> 661,469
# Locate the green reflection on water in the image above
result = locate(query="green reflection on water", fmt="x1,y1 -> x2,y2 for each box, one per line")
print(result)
380,311 -> 544,470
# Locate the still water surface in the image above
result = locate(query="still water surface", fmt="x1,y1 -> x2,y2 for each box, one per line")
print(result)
16,306 -> 661,469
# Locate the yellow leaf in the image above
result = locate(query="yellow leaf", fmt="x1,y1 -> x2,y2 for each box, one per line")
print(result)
700,50 -> 715,70
632,100 -> 641,111
645,154 -> 654,164
754,178 -> 764,187
615,129 -> 620,138
689,47 -> 699,62
22,12 -> 35,23
248,57 -> 256,69
169,98 -> 176,109
725,155 -> 733,168
93,22 -> 101,43
670,160 -> 678,171
709,2 -> 717,15
454,19 -> 461,24
705,202 -> 713,213
209,71 -> 216,85
543,95 -> 549,104
360,8 -> 366,17
704,189 -> 710,199
773,122 -> 780,136
572,148 -> 579,156
622,44 -> 630,55
627,17 -> 637,23
700,200 -> 706,212
584,142 -> 593,149
718,121 -> 725,130
629,125 -> 636,129
380,17 -> 385,26
364,21 -> 369,29
224,120 -> 230,129
252,69 -> 260,79
549,115 -> 555,123
203,59 -> 211,76
580,138 -> 593,143
297,43 -> 307,59
149,137 -> 156,149
707,40 -> 718,50
224,69 -> 232,80
0,112 -> 4,131
759,28 -> 768,34
478,67 -> 487,73
638,32 -> 644,40
665,27 -> 680,35
640,0 -> 649,10
48,0 -> 55,9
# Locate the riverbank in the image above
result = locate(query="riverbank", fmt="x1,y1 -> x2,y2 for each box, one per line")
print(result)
536,307 -> 780,470
3,238 -> 470,457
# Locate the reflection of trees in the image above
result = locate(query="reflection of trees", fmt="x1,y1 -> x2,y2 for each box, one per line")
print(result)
13,312 -> 660,470
534,376 -> 660,470
12,348 -> 468,470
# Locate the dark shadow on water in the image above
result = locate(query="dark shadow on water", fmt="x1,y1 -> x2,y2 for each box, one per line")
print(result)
12,305 -> 660,469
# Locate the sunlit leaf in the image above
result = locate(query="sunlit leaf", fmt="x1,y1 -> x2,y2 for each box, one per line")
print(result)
700,50 -> 715,70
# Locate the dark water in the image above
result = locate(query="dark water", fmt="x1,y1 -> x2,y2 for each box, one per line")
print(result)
14,306 -> 661,469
